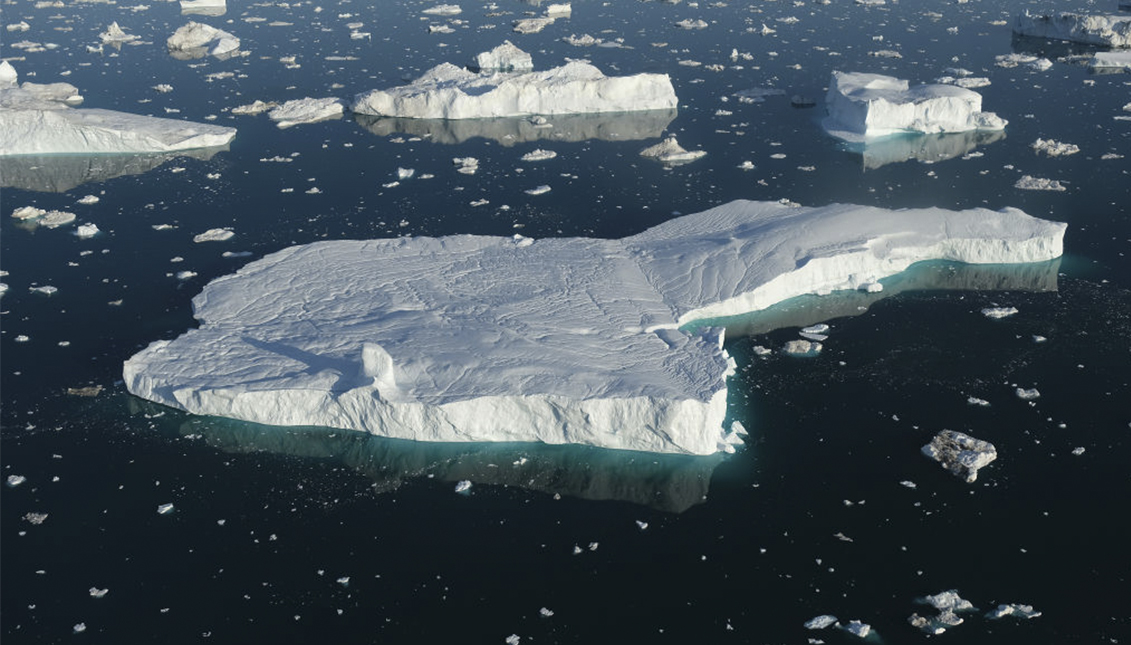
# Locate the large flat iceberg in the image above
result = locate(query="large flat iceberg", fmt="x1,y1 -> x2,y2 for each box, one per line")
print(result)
1013,11 -> 1131,48
351,60 -> 677,119
0,65 -> 236,155
124,201 -> 1065,455
823,71 -> 1007,142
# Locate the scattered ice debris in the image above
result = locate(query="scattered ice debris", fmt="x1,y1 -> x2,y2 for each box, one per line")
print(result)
267,98 -> 345,129
738,161 -> 755,170
23,512 -> 49,525
639,136 -> 706,165
167,22 -> 240,59
180,0 -> 227,16
751,345 -> 772,356
454,480 -> 472,494
967,396 -> 990,407
870,49 -> 903,59
100,22 -> 139,44
89,587 -> 109,598
336,576 -> 350,586
524,185 -> 551,196
520,149 -> 557,162
1015,387 -> 1041,401
675,19 -> 708,30
1031,138 -> 1079,157
995,54 -> 1053,71
76,223 -> 100,238
453,157 -> 479,174
68,385 -> 103,397
922,430 -> 997,483
783,339 -> 822,356
157,503 -> 175,514
1013,11 -> 1131,48
422,4 -> 461,15
474,41 -> 533,72
7,475 -> 27,487
936,75 -> 991,89
981,306 -> 1018,319
428,24 -> 454,35
1015,175 -> 1067,191
804,615 -> 838,630
232,100 -> 278,115
823,71 -> 1006,141
352,61 -> 677,119
986,603 -> 1042,620
122,201 -> 1066,455
193,228 -> 234,243
800,323 -> 829,341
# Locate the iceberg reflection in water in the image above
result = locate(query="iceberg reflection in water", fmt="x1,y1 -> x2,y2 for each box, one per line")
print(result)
162,412 -> 724,513
0,146 -> 229,193
845,129 -> 1007,170
354,108 -> 678,146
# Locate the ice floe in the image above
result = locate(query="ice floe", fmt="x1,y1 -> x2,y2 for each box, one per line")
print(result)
922,430 -> 996,483
474,41 -> 533,72
167,21 -> 240,59
823,71 -> 1006,142
123,201 -> 1065,454
352,60 -> 676,119
639,136 -> 706,165
0,65 -> 235,155
267,97 -> 345,128
1013,11 -> 1131,47
1031,138 -> 1079,157
1015,175 -> 1067,191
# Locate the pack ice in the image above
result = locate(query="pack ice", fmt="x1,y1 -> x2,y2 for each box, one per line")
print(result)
823,71 -> 1007,142
123,201 -> 1065,455
352,58 -> 677,119
0,63 -> 236,155
1013,11 -> 1131,47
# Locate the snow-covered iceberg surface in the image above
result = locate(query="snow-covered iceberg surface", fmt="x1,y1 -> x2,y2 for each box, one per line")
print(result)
354,108 -> 677,145
0,67 -> 236,156
1013,11 -> 1131,47
352,61 -> 677,119
124,201 -> 1065,455
823,71 -> 1007,142
167,22 -> 240,59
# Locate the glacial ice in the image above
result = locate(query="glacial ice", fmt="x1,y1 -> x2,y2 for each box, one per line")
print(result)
167,21 -> 240,59
474,41 -> 533,72
352,60 -> 677,120
823,71 -> 1007,142
1013,11 -> 1131,47
124,200 -> 1065,454
0,65 -> 236,156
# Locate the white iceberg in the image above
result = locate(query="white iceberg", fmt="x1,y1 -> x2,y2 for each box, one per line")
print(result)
0,61 -> 17,89
266,97 -> 345,128
0,66 -> 236,156
474,41 -> 534,72
1015,175 -> 1067,191
823,71 -> 1007,142
922,430 -> 997,483
1013,11 -> 1131,47
123,200 -> 1065,455
167,22 -> 240,59
352,61 -> 677,120
513,17 -> 556,34
1090,51 -> 1131,69
99,22 -> 139,44
422,4 -> 461,15
639,136 -> 706,165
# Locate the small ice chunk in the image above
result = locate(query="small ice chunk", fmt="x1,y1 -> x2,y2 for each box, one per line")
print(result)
900,480 -> 917,489
454,480 -> 472,494
77,195 -> 100,205
675,19 -> 708,30
267,97 -> 345,129
1015,387 -> 1040,400
986,603 -> 1041,620
1012,11 -> 1131,48
1071,447 -> 1085,456
783,339 -> 822,356
504,635 -> 520,645
23,512 -> 49,524
422,4 -> 461,15
336,576 -> 350,586
30,285 -> 59,295
89,587 -> 109,598
966,396 -> 990,407
157,503 -> 175,514
539,607 -> 554,617
995,54 -> 1053,71
194,228 -> 234,243
73,623 -> 87,634
841,621 -> 871,638
232,100 -> 278,115
922,430 -> 996,483
513,17 -> 555,34
76,223 -> 100,238
12,206 -> 46,220
981,306 -> 1018,319
1031,138 -> 1079,157
524,185 -> 551,196
521,149 -> 557,162
167,21 -> 240,59
639,136 -> 706,165
804,615 -> 838,629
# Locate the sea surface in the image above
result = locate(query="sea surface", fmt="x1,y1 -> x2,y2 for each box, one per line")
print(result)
2,0 -> 1129,642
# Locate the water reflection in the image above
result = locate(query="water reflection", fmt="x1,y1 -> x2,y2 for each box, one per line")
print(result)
172,415 -> 723,513
354,108 -> 677,146
686,258 -> 1062,337
0,146 -> 228,192
841,129 -> 1006,170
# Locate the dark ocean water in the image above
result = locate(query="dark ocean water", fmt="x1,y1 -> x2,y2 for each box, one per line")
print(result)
2,0 -> 1129,643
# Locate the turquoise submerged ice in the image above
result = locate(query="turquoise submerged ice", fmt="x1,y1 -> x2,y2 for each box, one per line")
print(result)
123,200 -> 1066,454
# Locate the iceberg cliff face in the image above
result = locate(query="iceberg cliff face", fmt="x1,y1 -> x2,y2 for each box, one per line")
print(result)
123,200 -> 1065,455
0,66 -> 236,155
352,61 -> 678,119
823,71 -> 1007,142
1013,11 -> 1131,47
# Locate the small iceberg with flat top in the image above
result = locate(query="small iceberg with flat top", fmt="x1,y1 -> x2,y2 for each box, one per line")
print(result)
0,64 -> 236,156
124,201 -> 1065,455
823,71 -> 1007,143
1013,10 -> 1131,47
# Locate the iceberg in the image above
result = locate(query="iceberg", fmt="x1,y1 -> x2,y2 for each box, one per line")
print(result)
167,21 -> 240,60
639,136 -> 707,165
474,41 -> 533,72
351,61 -> 677,120
1013,11 -> 1131,47
0,66 -> 236,156
823,71 -> 1007,142
922,430 -> 997,483
124,200 -> 1065,455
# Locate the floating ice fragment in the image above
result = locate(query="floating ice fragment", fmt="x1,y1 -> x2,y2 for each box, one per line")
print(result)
783,339 -> 822,356
1072,447 -> 1085,456
539,607 -> 554,617
922,430 -> 996,483
986,603 -> 1041,619
30,286 -> 59,295
804,615 -> 838,629
841,620 -> 871,638
73,623 -> 87,634
176,271 -> 198,281
23,512 -> 49,524
738,161 -> 755,170
966,396 -> 990,407
563,33 -> 602,46
7,475 -> 27,487
422,4 -> 461,15
232,100 -> 278,115
524,185 -> 551,196
1089,51 -> 1131,70
157,503 -> 175,514
504,635 -> 520,645
1031,138 -> 1079,157
639,136 -> 706,165
268,98 -> 345,129
76,223 -> 100,238
1015,387 -> 1040,400
194,228 -> 234,243
336,576 -> 350,586
397,168 -> 415,180
900,480 -> 917,488
1015,175 -> 1067,191
513,17 -> 555,34
521,149 -> 557,162
454,480 -> 472,494
167,22 -> 240,59
675,19 -> 708,29
77,195 -> 100,205
89,587 -> 109,598
545,3 -> 571,16
981,306 -> 1018,319
995,54 -> 1053,71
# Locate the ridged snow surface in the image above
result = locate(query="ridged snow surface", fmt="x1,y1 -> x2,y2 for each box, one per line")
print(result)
124,200 -> 1066,454
0,64 -> 236,155
352,60 -> 677,119
823,71 -> 1007,142
1013,11 -> 1131,47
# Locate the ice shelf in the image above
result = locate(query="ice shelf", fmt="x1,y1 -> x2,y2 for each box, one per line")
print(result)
124,200 -> 1065,455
